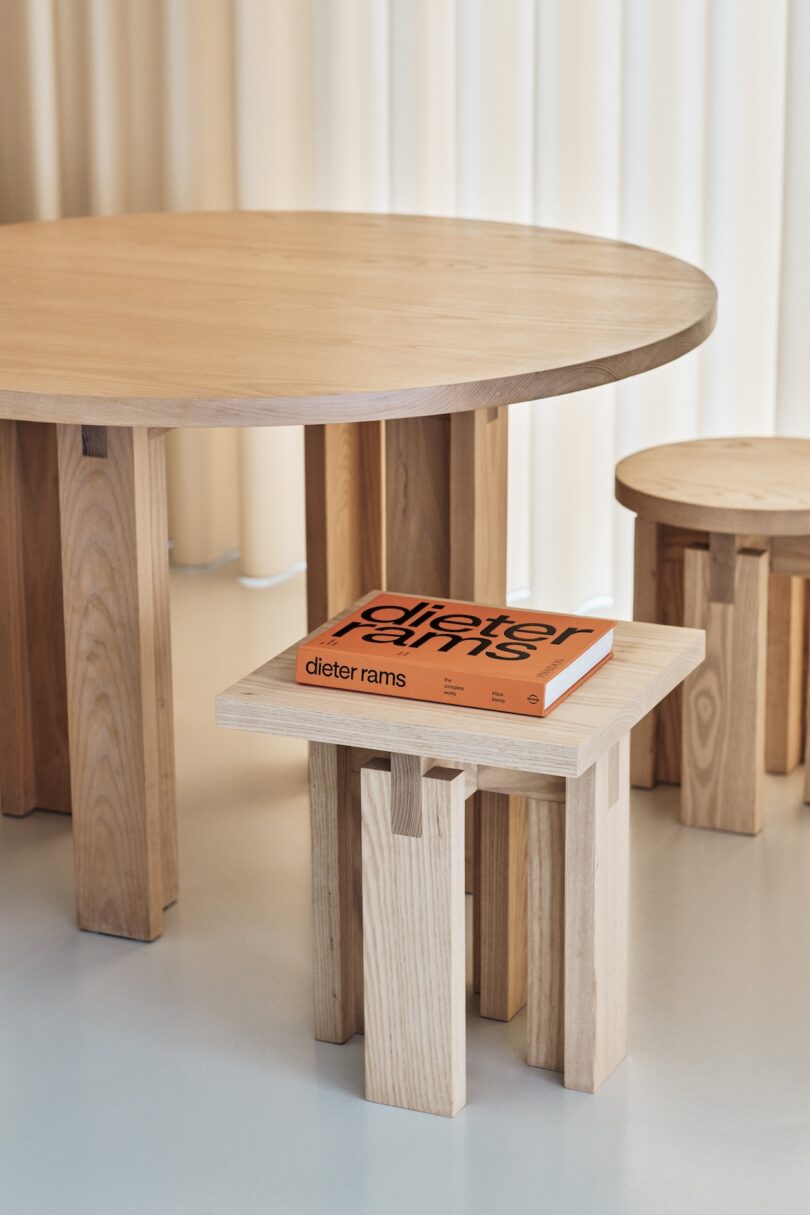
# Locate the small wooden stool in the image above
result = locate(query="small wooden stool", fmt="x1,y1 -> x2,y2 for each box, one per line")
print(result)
217,598 -> 703,1116
616,436 -> 810,834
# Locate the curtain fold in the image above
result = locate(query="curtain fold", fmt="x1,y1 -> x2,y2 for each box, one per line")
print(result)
1,0 -> 807,611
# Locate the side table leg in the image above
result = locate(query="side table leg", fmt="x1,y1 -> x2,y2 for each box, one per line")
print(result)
477,790 -> 528,1022
526,794 -> 565,1072
57,424 -> 176,939
0,421 -> 71,817
361,757 -> 466,1117
564,738 -> 629,1093
309,742 -> 363,1043
681,539 -> 768,834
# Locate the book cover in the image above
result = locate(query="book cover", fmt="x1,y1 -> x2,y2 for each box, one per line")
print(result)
296,593 -> 615,717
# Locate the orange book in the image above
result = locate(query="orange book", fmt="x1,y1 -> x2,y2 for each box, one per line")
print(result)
296,593 -> 615,717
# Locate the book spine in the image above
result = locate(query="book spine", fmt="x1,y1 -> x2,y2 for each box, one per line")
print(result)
294,648 -> 549,716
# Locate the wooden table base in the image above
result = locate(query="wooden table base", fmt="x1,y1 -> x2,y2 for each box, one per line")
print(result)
0,420 -> 177,941
57,424 -> 178,938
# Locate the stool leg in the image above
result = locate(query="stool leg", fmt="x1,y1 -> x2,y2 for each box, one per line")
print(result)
630,521 -> 707,789
682,539 -> 769,834
477,790 -> 528,1022
0,421 -> 71,817
361,758 -> 466,1117
765,574 -> 805,774
630,517 -> 660,788
309,742 -> 363,1043
655,525 -> 695,784
526,795 -> 565,1072
564,738 -> 629,1093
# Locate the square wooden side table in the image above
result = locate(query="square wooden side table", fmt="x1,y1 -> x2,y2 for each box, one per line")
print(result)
217,596 -> 704,1116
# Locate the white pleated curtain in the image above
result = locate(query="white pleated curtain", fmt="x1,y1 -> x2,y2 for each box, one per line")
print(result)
1,0 -> 807,617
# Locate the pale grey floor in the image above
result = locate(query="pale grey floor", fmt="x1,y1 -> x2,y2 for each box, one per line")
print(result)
2,567 -> 809,1215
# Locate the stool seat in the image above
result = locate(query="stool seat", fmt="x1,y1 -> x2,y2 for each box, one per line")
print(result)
615,437 -> 810,536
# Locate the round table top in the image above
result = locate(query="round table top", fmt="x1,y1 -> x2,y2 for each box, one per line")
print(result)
615,437 -> 810,536
0,210 -> 717,429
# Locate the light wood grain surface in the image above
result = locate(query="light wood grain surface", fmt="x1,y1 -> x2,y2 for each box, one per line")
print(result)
765,574 -> 806,774
216,595 -> 705,778
309,742 -> 363,1044
57,425 -> 173,937
629,516 -> 660,788
477,791 -> 528,1022
0,211 -> 716,427
616,438 -> 810,536
361,760 -> 467,1117
563,738 -> 629,1093
526,795 -> 565,1073
304,421 -> 383,630
0,421 -> 70,816
681,544 -> 768,835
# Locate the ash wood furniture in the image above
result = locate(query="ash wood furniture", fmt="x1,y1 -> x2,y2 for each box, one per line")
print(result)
616,436 -> 810,834
0,210 -> 716,942
216,595 -> 705,1115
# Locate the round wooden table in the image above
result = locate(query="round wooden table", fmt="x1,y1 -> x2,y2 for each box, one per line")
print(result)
0,211 -> 716,943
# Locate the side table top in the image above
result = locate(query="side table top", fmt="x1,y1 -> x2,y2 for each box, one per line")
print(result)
216,597 -> 705,778
0,211 -> 716,428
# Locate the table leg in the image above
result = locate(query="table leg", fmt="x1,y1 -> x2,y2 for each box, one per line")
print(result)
385,408 -> 520,1019
304,410 -> 517,1018
304,422 -> 384,631
0,421 -> 71,817
57,425 -> 177,939
804,621 -> 810,804
385,409 -> 507,601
